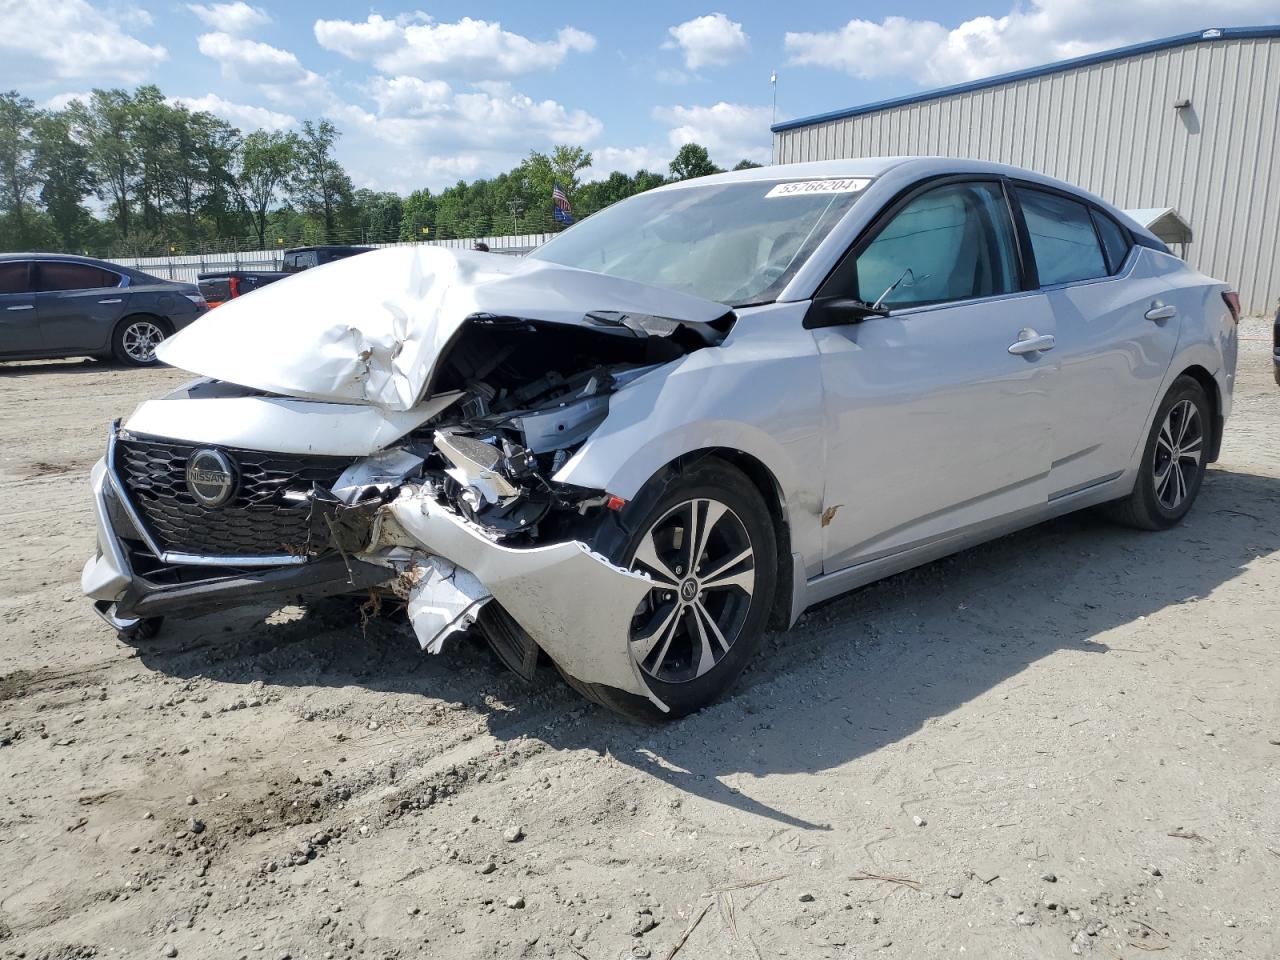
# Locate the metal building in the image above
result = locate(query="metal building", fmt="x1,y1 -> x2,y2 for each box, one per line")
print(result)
772,26 -> 1280,314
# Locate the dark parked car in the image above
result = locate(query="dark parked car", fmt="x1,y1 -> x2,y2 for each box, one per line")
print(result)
281,245 -> 372,273
0,254 -> 208,366
1273,300 -> 1279,386
197,270 -> 288,307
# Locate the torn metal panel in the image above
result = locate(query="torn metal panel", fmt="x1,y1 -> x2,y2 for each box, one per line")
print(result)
123,393 -> 459,457
331,449 -> 425,502
155,245 -> 731,412
402,556 -> 492,654
366,487 -> 662,707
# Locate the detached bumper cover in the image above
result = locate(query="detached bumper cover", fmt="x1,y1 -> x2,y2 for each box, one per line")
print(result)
370,488 -> 661,705
83,455 -> 662,706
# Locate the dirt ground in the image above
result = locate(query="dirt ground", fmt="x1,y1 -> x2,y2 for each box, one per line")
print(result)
1,318 -> 1277,960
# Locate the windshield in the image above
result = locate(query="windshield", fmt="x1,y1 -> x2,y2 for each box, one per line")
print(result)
529,178 -> 871,306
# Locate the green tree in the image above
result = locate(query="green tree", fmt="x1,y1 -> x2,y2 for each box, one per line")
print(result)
399,188 -> 436,241
732,159 -> 763,170
239,129 -> 300,247
292,119 -> 352,242
31,110 -> 96,250
669,142 -> 721,181
169,107 -> 241,243
351,188 -> 403,242
68,89 -> 140,239
131,85 -> 175,233
0,91 -> 41,248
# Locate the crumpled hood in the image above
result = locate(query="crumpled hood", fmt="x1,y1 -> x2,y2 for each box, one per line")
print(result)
157,245 -> 731,411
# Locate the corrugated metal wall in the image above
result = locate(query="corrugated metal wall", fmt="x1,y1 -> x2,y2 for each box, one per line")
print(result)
774,35 -> 1280,314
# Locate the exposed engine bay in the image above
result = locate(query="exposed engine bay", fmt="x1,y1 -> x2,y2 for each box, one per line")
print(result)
328,311 -> 731,544
84,297 -> 734,709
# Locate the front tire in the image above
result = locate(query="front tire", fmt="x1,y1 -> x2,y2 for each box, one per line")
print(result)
112,316 -> 169,366
1106,375 -> 1210,530
563,457 -> 777,722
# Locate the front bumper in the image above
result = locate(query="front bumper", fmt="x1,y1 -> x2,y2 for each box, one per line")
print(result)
82,445 -> 664,708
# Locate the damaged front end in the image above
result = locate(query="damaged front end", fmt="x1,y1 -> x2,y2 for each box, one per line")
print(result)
83,247 -> 736,706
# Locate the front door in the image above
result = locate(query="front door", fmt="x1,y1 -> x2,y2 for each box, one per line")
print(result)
815,179 -> 1056,573
0,260 -> 40,355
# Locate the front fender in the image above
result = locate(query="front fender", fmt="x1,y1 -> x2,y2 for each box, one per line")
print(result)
553,303 -> 828,579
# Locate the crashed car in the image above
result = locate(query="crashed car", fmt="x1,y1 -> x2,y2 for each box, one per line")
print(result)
82,157 -> 1238,720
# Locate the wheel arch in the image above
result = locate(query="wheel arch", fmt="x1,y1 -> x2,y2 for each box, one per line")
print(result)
1176,364 -> 1223,462
647,446 -> 797,632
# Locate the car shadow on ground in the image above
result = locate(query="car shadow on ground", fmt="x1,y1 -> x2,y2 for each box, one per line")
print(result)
0,358 -> 111,375
131,466 -> 1280,829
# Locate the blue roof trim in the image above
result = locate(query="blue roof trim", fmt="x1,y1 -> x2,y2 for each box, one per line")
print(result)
772,25 -> 1280,133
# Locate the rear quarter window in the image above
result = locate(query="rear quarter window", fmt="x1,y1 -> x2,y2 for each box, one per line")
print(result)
1091,211 -> 1133,274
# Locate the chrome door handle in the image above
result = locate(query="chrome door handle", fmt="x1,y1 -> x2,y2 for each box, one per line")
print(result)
1144,303 -> 1177,322
98,298 -> 122,304
1008,331 -> 1056,355
5,304 -> 34,311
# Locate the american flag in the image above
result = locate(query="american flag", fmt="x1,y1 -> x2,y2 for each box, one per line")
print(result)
552,181 -> 574,225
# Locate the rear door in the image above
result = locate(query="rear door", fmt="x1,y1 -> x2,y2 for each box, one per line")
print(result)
0,260 -> 39,355
815,178 -> 1057,572
1014,186 -> 1180,496
33,261 -> 128,354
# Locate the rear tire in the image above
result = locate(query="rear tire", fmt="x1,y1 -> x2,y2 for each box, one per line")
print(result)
1105,375 -> 1210,530
562,457 -> 777,722
112,316 -> 169,366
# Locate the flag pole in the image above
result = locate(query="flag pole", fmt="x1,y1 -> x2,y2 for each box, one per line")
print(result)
770,69 -> 778,164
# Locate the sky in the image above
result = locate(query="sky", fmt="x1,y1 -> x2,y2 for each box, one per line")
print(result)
2,0 -> 1276,194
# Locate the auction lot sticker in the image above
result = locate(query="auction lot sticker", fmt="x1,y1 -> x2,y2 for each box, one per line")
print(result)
765,178 -> 872,197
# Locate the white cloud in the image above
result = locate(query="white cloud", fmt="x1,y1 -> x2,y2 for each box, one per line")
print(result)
583,145 -> 673,181
0,0 -> 166,85
654,101 -> 774,165
314,14 -> 596,78
324,78 -> 603,191
170,93 -> 296,131
196,31 -> 326,101
664,13 -> 749,70
784,0 -> 1279,86
187,2 -> 270,34
43,91 -> 93,110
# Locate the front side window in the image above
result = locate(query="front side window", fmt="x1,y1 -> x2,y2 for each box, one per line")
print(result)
36,262 -> 120,292
852,181 -> 1019,309
1018,189 -> 1108,285
0,261 -> 31,294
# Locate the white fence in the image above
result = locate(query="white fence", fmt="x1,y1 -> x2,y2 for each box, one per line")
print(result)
111,233 -> 554,282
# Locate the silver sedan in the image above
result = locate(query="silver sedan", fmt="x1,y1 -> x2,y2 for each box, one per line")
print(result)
83,158 -> 1238,720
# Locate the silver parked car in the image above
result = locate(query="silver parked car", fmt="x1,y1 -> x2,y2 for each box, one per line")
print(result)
82,158 -> 1239,720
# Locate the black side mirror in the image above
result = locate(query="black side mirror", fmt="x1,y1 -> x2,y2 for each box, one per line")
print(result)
802,296 -> 889,329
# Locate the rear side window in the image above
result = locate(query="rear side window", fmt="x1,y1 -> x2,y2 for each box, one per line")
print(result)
36,262 -> 121,292
1017,189 -> 1107,285
1091,211 -> 1132,274
0,261 -> 31,294
853,181 -> 1019,309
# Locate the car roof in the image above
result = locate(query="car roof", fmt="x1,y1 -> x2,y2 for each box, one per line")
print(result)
654,156 -> 1109,201
652,155 -> 1157,240
284,245 -> 372,253
0,252 -> 125,268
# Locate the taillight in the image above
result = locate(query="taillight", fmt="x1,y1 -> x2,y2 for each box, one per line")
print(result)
229,276 -> 241,299
1222,291 -> 1241,324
